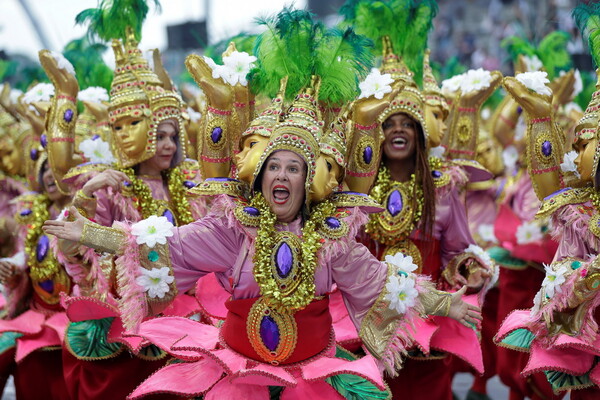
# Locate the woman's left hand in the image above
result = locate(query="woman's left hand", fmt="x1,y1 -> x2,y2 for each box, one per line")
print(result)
447,286 -> 483,329
42,206 -> 86,243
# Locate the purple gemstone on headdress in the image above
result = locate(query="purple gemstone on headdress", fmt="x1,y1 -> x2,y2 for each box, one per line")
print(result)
30,148 -> 39,161
162,209 -> 175,224
36,235 -> 50,262
243,207 -> 259,216
541,141 -> 552,157
38,279 -> 54,294
517,106 -> 523,115
363,146 -> 373,164
275,242 -> 293,278
325,217 -> 341,229
63,109 -> 74,123
432,170 -> 442,178
183,180 -> 196,189
20,209 -> 32,217
123,181 -> 131,187
211,127 -> 223,144
92,134 -> 100,140
260,315 -> 280,352
40,134 -> 48,148
387,190 -> 403,217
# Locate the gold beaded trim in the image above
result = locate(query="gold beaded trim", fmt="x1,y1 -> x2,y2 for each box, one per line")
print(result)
456,116 -> 472,143
247,298 -> 298,365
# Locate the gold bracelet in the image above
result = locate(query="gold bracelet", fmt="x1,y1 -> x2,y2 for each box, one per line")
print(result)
80,221 -> 126,254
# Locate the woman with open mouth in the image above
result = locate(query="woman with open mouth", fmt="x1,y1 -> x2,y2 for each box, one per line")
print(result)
43,72 -> 482,399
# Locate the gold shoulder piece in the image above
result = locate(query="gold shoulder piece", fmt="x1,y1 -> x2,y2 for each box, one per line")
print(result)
188,178 -> 248,199
62,163 -> 112,183
328,191 -> 383,213
536,187 -> 592,220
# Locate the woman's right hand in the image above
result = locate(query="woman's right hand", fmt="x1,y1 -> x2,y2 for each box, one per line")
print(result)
0,261 -> 16,285
81,170 -> 130,197
43,207 -> 86,244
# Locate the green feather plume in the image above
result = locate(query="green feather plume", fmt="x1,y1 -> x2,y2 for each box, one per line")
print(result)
573,2 -> 600,68
537,31 -> 572,80
251,8 -> 320,100
501,36 -> 537,62
340,0 -> 398,56
204,33 -> 257,64
402,0 -> 437,86
76,0 -> 161,43
62,37 -> 113,90
314,27 -> 374,105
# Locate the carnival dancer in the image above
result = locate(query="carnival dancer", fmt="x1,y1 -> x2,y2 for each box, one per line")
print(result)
494,4 -> 600,398
0,89 -> 72,399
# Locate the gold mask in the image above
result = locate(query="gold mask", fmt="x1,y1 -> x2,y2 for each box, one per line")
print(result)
112,116 -> 152,163
236,134 -> 269,184
476,138 -> 504,177
424,103 -> 447,148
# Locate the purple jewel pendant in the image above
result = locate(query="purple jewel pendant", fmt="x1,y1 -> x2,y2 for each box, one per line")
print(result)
541,141 -> 552,157
63,109 -> 74,123
387,190 -> 403,217
211,127 -> 223,144
260,315 -> 280,352
275,242 -> 293,278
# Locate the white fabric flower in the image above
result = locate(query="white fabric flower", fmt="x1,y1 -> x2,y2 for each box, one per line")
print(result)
477,224 -> 498,244
428,145 -> 446,159
516,221 -> 543,244
560,150 -> 581,178
358,68 -> 394,99
441,74 -> 465,95
22,83 -> 55,104
459,68 -> 493,94
515,71 -> 552,97
384,274 -> 419,315
464,244 -> 493,267
541,263 -> 568,299
78,87 -> 109,103
502,145 -> 519,174
9,89 -> 23,104
136,267 -> 174,299
385,252 -> 418,275
50,51 -> 76,76
221,51 -> 257,86
131,216 -> 174,248
78,137 -> 115,164
523,55 -> 543,72
187,107 -> 202,123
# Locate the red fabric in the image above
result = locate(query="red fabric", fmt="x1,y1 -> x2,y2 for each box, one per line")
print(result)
570,387 -> 600,400
387,356 -> 454,400
13,349 -> 68,400
413,238 -> 442,282
497,267 -> 560,399
0,346 -> 15,395
222,297 -> 332,365
62,347 -> 168,400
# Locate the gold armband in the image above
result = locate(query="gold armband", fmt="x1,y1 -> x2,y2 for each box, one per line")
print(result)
419,287 -> 452,317
80,221 -> 126,254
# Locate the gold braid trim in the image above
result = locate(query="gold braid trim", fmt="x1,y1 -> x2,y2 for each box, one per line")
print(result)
80,221 -> 126,254
251,193 -> 334,313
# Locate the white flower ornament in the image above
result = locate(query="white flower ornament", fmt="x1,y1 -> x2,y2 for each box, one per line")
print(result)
442,74 -> 465,95
222,51 -> 257,86
78,87 -> 109,103
385,252 -> 418,276
515,71 -> 552,97
187,107 -> 202,123
464,244 -> 493,267
136,267 -> 174,299
131,216 -> 174,248
522,55 -> 543,72
560,150 -> 581,178
541,263 -> 567,299
50,51 -> 76,76
477,224 -> 498,244
78,137 -> 115,164
384,274 -> 419,315
358,68 -> 394,100
429,146 -> 446,159
22,83 -> 55,104
516,221 -> 543,244
459,68 -> 492,94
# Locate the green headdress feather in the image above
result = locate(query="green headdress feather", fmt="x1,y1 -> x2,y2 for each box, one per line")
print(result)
537,31 -> 572,80
401,0 -> 437,84
62,37 -> 113,90
500,36 -> 537,62
75,0 -> 160,43
339,0 -> 399,55
573,2 -> 600,68
251,8 -> 373,105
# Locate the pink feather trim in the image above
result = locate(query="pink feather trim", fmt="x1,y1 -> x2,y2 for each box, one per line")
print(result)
436,163 -> 468,199
320,208 -> 369,262
112,221 -> 147,333
552,201 -> 600,251
108,187 -> 142,222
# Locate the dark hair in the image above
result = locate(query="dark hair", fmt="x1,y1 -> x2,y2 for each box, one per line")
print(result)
414,125 -> 436,241
38,159 -> 48,193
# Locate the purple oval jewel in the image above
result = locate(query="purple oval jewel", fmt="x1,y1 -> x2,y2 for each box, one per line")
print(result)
243,206 -> 259,216
36,235 -> 50,262
325,216 -> 341,229
183,180 -> 196,189
275,242 -> 293,278
541,141 -> 552,157
20,209 -> 32,217
387,190 -> 403,217
30,148 -> 39,161
162,209 -> 175,224
38,279 -> 54,294
92,134 -> 100,140
517,106 -> 523,115
63,109 -> 74,123
432,170 -> 442,178
40,134 -> 48,148
363,146 -> 373,164
260,315 -> 280,352
211,127 -> 223,144
123,181 -> 131,187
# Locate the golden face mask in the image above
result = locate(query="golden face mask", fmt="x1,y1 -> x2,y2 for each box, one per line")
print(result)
424,103 -> 446,148
236,134 -> 269,184
574,137 -> 598,184
111,116 -> 152,163
311,154 -> 342,201
476,138 -> 504,177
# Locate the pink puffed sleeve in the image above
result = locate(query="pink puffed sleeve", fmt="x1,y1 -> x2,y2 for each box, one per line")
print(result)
436,189 -> 477,267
